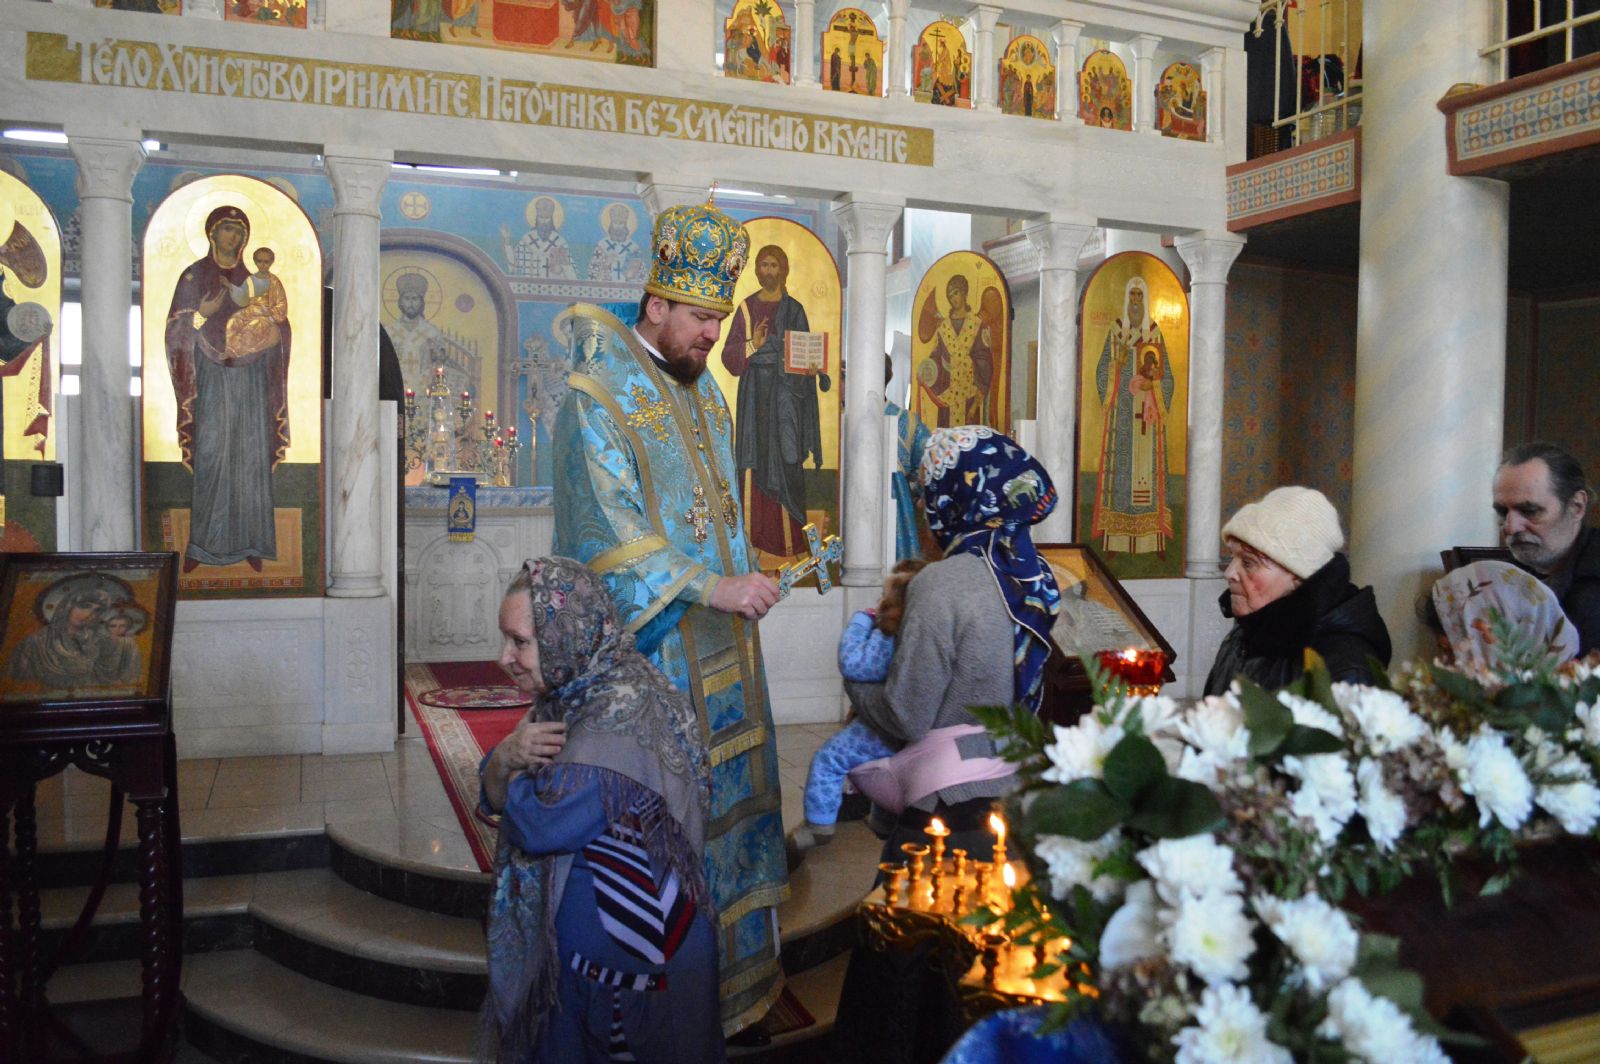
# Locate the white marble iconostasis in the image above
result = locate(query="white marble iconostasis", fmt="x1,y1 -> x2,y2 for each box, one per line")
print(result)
0,0 -> 1256,753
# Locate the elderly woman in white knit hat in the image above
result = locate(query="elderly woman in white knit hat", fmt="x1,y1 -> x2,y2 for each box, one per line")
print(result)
1202,486 -> 1392,695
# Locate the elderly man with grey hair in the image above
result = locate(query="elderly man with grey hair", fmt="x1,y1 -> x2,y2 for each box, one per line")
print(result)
1493,441 -> 1600,655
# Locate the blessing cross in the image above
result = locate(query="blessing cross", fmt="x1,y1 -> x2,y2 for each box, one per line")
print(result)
776,523 -> 844,598
684,484 -> 713,544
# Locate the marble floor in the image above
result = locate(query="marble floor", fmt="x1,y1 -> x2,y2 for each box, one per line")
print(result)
35,706 -> 836,871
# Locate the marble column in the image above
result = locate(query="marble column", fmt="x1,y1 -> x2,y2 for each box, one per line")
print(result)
832,194 -> 903,588
1352,0 -> 1507,662
68,133 -> 144,552
1024,218 -> 1097,543
972,5 -> 1002,112
1175,232 -> 1245,579
886,0 -> 910,100
1052,20 -> 1084,125
1200,46 -> 1224,143
793,0 -> 817,87
325,151 -> 390,598
1129,34 -> 1161,134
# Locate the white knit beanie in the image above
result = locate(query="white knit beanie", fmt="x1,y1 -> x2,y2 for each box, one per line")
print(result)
1221,486 -> 1344,579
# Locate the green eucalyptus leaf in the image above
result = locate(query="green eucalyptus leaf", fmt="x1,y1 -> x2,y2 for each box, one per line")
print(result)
1428,663 -> 1486,704
1028,779 -> 1130,840
1238,677 -> 1294,756
1102,734 -> 1168,803
1278,724 -> 1345,757
1126,777 -> 1226,838
1364,656 -> 1394,691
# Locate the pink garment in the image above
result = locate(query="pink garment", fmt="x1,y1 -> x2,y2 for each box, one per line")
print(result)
846,724 -> 1014,814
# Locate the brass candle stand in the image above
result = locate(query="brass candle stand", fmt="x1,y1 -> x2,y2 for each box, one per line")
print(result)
857,819 -> 1094,1022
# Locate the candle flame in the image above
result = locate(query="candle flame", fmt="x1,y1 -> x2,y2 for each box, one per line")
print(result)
1002,862 -> 1017,888
1121,647 -> 1138,661
988,812 -> 1005,839
929,816 -> 946,834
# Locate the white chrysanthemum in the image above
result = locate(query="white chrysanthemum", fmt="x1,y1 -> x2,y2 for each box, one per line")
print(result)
1458,726 -> 1534,831
1172,983 -> 1293,1064
1531,748 -> 1600,834
1252,893 -> 1358,991
1180,698 -> 1253,759
1318,978 -> 1449,1064
1041,717 -> 1125,783
1123,694 -> 1184,737
1356,757 -> 1408,851
1283,752 -> 1358,845
1100,879 -> 1162,970
1334,684 -> 1427,754
1575,702 -> 1600,747
1137,836 -> 1243,903
1277,691 -> 1345,737
1034,831 -> 1125,904
1167,890 -> 1255,984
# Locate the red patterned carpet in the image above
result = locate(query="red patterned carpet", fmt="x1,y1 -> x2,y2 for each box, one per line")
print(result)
404,661 -> 525,872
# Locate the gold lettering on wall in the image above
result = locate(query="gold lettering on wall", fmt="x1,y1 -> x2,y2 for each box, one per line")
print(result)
25,32 -> 935,166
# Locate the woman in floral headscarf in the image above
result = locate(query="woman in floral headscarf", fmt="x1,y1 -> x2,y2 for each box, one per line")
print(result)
842,425 -> 1061,862
1430,559 -> 1579,676
477,558 -> 723,1064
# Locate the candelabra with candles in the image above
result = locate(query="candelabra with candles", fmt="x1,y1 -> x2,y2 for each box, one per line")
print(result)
859,813 -> 1095,1019
403,363 -> 523,486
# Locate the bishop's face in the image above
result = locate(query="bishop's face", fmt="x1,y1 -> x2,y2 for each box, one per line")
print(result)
1127,287 -> 1145,324
651,299 -> 728,383
398,291 -> 425,321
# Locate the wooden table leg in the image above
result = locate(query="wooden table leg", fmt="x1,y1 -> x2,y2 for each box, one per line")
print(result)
135,795 -> 169,1048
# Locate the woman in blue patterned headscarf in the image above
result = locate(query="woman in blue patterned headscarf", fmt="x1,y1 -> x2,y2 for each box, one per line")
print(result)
918,425 -> 1062,713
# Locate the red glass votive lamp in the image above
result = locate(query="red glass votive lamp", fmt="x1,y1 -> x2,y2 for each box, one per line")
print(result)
1095,647 -> 1168,696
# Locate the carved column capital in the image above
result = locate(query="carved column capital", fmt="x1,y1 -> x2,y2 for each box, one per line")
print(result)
832,195 -> 903,253
1175,232 -> 1246,285
69,136 -> 145,203
325,153 -> 391,220
1024,219 -> 1098,273
638,177 -> 712,221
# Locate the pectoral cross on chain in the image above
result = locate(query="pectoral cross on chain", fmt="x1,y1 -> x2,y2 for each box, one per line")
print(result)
684,484 -> 714,544
776,522 -> 844,598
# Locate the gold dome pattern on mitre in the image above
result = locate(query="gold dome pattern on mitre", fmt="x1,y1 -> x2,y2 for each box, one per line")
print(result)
643,199 -> 751,314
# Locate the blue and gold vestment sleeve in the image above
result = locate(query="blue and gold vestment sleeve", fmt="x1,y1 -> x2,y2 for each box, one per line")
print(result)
553,390 -> 721,653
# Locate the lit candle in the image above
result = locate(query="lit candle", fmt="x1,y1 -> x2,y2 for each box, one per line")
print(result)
925,816 -> 950,869
989,812 -> 1007,869
434,365 -> 444,378
461,391 -> 471,401
485,410 -> 495,422
494,436 -> 504,448
508,426 -> 518,438
405,388 -> 415,399
1000,861 -> 1017,911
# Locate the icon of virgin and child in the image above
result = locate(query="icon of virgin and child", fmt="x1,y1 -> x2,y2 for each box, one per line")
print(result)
5,572 -> 150,696
164,205 -> 292,574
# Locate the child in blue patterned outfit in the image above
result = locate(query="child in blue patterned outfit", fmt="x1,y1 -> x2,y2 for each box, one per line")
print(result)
791,559 -> 927,854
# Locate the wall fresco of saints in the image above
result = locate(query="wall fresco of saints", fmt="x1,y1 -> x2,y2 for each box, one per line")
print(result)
821,8 -> 884,97
724,0 -> 792,84
913,20 -> 972,108
1080,48 -> 1133,130
391,0 -> 654,67
0,170 -> 61,553
1000,34 -> 1056,120
141,174 -> 324,599
1076,251 -> 1190,580
910,251 -> 1010,434
1157,61 -> 1207,140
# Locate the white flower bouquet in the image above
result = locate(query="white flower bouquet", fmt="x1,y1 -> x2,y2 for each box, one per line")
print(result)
970,628 -> 1600,1063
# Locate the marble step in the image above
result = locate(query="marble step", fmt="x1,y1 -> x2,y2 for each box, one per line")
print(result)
36,825 -> 329,889
185,949 -> 478,1064
249,868 -> 486,1010
183,942 -> 851,1064
40,873 -> 258,962
326,818 -> 876,978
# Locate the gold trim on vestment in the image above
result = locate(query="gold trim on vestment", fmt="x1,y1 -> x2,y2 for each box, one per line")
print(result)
709,724 -> 768,767
718,881 -> 792,928
587,533 -> 669,574
720,963 -> 786,1038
